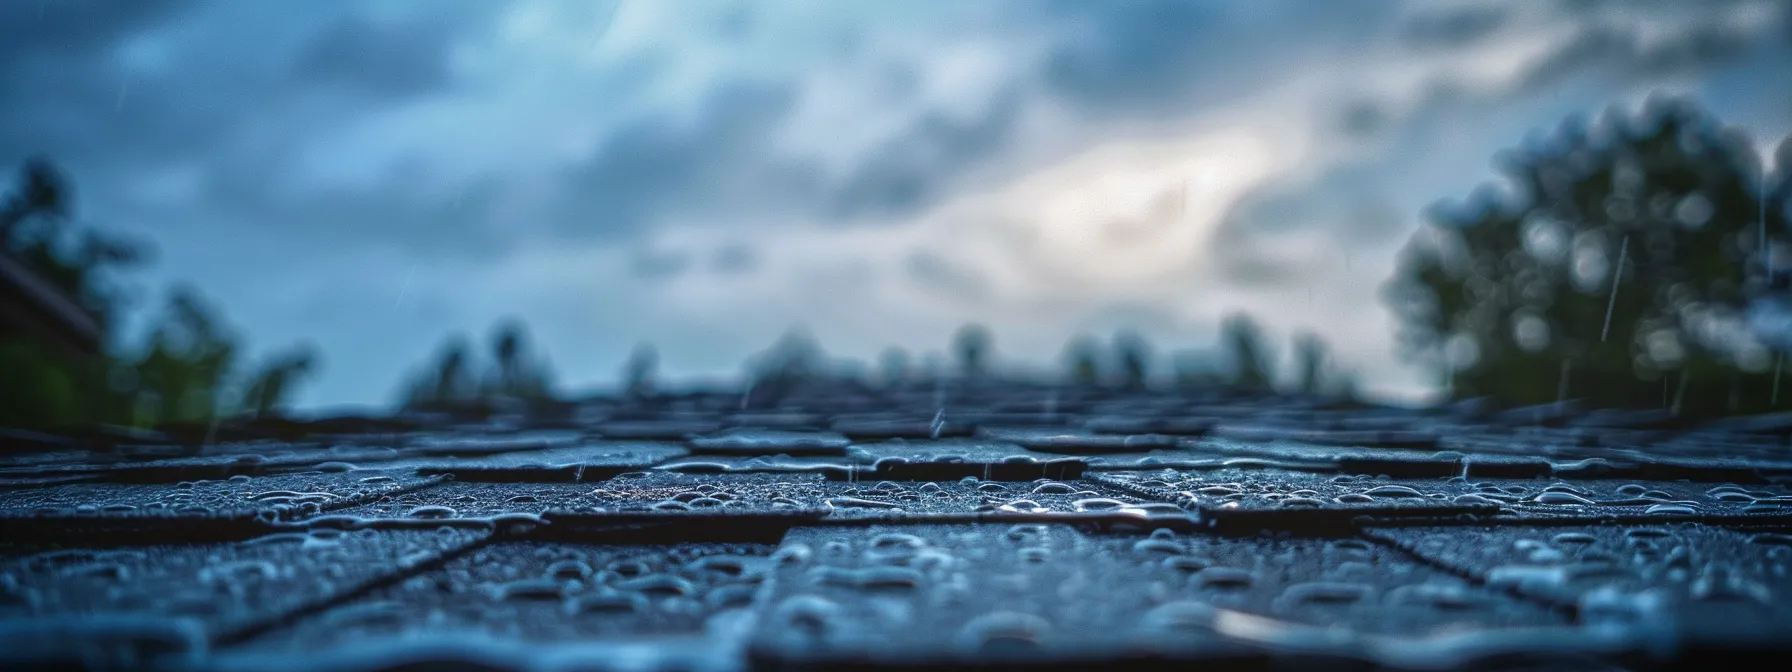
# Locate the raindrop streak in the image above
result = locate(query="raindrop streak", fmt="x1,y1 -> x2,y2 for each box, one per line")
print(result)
930,408 -> 946,439
1672,370 -> 1690,416
1556,358 -> 1571,408
1774,353 -> 1783,406
1601,236 -> 1628,342
204,412 -> 222,448
394,263 -> 417,310
115,81 -> 129,112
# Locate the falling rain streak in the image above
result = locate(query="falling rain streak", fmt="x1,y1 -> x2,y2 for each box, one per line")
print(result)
1776,353 -> 1784,406
1601,236 -> 1628,343
394,264 -> 418,311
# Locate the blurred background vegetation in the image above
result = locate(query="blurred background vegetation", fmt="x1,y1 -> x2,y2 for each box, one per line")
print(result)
1385,97 -> 1791,418
3,96 -> 1789,432
0,158 -> 319,431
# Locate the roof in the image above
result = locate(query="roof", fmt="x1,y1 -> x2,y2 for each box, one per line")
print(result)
3,386 -> 1792,667
0,248 -> 102,356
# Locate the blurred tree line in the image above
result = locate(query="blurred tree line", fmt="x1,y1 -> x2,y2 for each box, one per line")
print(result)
0,158 -> 318,431
703,316 -> 1356,407
16,94 -> 1788,430
397,319 -> 558,412
1385,96 -> 1791,418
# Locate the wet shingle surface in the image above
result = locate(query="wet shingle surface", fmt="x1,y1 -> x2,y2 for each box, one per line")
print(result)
4,386 -> 1792,669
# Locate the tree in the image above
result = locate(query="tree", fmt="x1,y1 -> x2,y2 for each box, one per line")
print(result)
398,335 -> 475,410
0,157 -> 69,245
1,159 -> 314,431
623,343 -> 658,398
952,323 -> 992,378
485,319 -> 553,401
1063,335 -> 1101,385
1113,329 -> 1151,388
1384,96 -> 1788,416
878,347 -> 910,387
240,345 -> 320,419
130,286 -> 241,424
742,328 -> 827,407
1293,332 -> 1326,395
1220,313 -> 1274,391
0,158 -> 148,325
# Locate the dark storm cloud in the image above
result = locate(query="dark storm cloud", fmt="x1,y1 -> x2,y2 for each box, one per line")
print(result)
545,81 -> 819,240
713,243 -> 758,274
1520,21 -> 1760,95
0,0 -> 191,68
1036,0 -> 1221,106
1398,5 -> 1510,50
631,249 -> 694,280
0,1 -> 495,187
195,172 -> 524,261
1035,0 -> 1402,113
1208,0 -> 1792,286
291,13 -> 471,96
826,88 -> 1027,218
0,0 -> 197,165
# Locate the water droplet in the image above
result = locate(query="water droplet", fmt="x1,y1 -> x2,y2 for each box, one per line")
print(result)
955,611 -> 1050,653
1363,485 -> 1424,499
1030,482 -> 1076,495
1193,567 -> 1254,589
1132,539 -> 1183,555
494,578 -> 564,601
1534,491 -> 1595,506
1071,497 -> 1127,512
545,560 -> 594,580
406,505 -> 458,519
565,590 -> 646,614
614,573 -> 695,597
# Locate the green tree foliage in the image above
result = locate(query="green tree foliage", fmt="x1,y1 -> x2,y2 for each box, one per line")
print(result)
1,159 -> 320,431
952,323 -> 992,378
1221,313 -> 1275,392
1,157 -> 147,324
0,338 -> 80,428
130,286 -> 240,424
1384,97 -> 1790,416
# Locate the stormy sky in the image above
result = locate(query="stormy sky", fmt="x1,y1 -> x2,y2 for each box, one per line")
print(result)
6,0 -> 1791,411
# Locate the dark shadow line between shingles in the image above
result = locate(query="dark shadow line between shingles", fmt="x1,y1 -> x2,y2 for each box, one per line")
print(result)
1352,526 -> 1580,623
210,524 -> 521,651
1359,511 -> 1792,529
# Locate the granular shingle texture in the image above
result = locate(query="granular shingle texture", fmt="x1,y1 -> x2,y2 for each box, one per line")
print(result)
4,384 -> 1792,670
